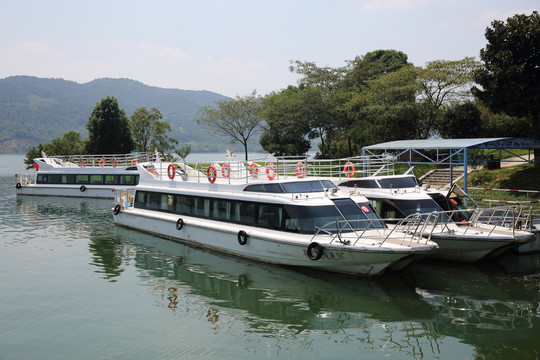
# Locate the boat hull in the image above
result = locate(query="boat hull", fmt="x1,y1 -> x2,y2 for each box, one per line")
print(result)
113,208 -> 431,276
17,184 -> 116,199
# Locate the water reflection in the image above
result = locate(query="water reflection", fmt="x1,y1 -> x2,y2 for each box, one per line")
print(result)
12,193 -> 540,359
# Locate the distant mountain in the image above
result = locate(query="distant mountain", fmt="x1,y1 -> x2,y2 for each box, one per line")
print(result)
0,76 -> 243,153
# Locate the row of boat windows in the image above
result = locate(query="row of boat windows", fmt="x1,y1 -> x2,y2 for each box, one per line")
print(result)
134,190 -> 384,234
36,174 -> 139,185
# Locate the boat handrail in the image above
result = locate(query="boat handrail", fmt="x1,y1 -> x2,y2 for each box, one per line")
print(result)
311,212 -> 438,247
34,152 -> 155,168
160,154 -> 395,184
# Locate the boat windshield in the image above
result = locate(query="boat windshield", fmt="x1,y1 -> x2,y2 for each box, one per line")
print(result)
385,199 -> 449,222
338,179 -> 380,188
283,198 -> 385,234
377,176 -> 418,189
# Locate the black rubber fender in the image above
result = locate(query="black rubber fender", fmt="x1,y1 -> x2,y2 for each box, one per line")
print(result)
176,218 -> 184,230
80,185 -> 86,192
307,242 -> 324,261
113,204 -> 121,215
237,230 -> 248,245
15,183 -> 21,189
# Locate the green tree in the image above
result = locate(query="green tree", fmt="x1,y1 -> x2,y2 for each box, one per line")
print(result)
417,57 -> 481,138
23,131 -> 85,169
259,86 -> 312,156
196,91 -> 263,162
438,102 -> 482,138
86,96 -> 134,154
130,107 -> 178,154
473,11 -> 540,167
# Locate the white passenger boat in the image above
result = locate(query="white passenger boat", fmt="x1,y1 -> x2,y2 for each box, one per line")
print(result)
332,171 -> 535,262
111,158 -> 439,276
15,151 -> 155,198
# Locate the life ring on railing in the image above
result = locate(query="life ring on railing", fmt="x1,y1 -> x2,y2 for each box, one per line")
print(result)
131,159 -> 138,166
113,204 -> 121,215
207,165 -> 217,183
266,162 -> 277,180
168,164 -> 176,180
237,230 -> 248,245
344,161 -> 355,178
176,218 -> 184,230
99,158 -> 105,167
307,242 -> 323,261
249,163 -> 259,178
222,163 -> 230,178
295,162 -> 306,179
79,159 -> 86,168
111,158 -> 118,167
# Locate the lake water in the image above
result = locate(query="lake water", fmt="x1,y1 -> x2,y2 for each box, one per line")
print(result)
1,154 -> 540,359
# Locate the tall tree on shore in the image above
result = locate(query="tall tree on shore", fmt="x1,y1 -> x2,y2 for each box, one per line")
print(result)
196,91 -> 263,162
473,11 -> 540,168
86,96 -> 134,154
130,107 -> 178,154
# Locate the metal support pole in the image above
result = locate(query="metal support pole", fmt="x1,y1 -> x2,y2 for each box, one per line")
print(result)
464,148 -> 468,193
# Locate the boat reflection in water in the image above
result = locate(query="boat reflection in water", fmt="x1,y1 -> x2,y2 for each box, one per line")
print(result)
404,258 -> 540,359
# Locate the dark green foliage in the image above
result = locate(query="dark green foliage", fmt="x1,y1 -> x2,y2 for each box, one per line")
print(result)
474,11 -> 540,139
23,131 -> 85,169
438,102 -> 482,138
86,96 -> 134,154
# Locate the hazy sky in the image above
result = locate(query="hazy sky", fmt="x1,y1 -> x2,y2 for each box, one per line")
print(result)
1,0 -> 538,97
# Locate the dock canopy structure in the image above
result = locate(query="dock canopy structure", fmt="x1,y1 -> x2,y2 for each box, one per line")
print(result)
362,137 -> 540,192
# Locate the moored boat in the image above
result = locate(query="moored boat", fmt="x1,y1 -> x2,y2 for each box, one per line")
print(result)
15,151 -> 156,198
332,170 -> 535,262
111,158 -> 439,276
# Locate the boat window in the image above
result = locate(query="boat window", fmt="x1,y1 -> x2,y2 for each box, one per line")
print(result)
213,199 -> 231,221
37,174 -> 48,184
77,175 -> 89,184
377,176 -> 418,189
105,175 -> 116,184
283,205 -> 342,234
383,199 -> 449,222
257,203 -> 282,229
233,201 -> 255,224
333,199 -> 385,229
62,175 -> 76,184
120,175 -> 139,185
280,180 -> 336,193
338,179 -> 379,188
91,175 -> 103,184
243,183 -> 284,193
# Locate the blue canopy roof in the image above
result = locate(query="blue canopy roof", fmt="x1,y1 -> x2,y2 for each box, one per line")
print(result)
363,137 -> 540,150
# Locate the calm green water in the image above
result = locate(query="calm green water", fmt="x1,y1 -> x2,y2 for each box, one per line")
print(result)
1,154 -> 540,359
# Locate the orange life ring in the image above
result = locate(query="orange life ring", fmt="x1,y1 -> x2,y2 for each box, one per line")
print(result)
266,163 -> 277,180
222,163 -> 230,178
207,165 -> 217,183
168,164 -> 176,180
295,162 -> 306,179
111,158 -> 118,167
131,159 -> 138,166
344,161 -> 355,178
79,159 -> 86,168
249,163 -> 259,178
99,158 -> 105,167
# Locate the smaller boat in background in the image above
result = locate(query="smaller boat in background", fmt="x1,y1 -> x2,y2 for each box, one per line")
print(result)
15,151 -> 157,198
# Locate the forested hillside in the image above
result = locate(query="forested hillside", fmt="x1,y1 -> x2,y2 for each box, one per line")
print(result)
0,76 -> 230,153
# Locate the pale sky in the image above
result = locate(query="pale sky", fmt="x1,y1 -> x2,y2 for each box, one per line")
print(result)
1,0 -> 538,97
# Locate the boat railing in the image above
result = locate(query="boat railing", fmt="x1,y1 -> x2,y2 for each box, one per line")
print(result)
312,212 -> 438,247
38,152 -> 155,168
404,206 -> 533,237
162,154 -> 395,184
